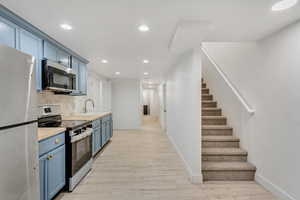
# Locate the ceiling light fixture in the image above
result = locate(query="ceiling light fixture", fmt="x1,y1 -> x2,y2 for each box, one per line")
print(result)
101,59 -> 108,64
272,0 -> 298,11
144,72 -> 149,76
115,72 -> 120,75
60,24 -> 73,30
138,24 -> 150,32
143,59 -> 149,64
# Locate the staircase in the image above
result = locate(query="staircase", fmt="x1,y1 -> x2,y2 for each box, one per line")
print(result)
201,79 -> 256,181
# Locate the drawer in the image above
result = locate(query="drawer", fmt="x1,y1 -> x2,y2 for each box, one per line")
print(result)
92,118 -> 101,128
39,132 -> 65,156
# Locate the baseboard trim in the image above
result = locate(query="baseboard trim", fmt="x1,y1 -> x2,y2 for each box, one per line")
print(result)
165,131 -> 203,184
255,174 -> 296,200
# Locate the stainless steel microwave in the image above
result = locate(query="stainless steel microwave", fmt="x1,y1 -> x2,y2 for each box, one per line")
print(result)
42,59 -> 76,94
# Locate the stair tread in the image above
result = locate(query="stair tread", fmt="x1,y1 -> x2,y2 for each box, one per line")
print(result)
202,135 -> 239,142
202,116 -> 226,119
202,108 -> 221,111
202,161 -> 256,171
202,125 -> 232,130
202,100 -> 216,103
202,148 -> 247,155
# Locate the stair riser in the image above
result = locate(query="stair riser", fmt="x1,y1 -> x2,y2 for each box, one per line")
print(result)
202,83 -> 206,88
202,95 -> 213,101
202,171 -> 255,181
202,129 -> 233,136
202,118 -> 226,125
202,155 -> 247,162
202,141 -> 239,148
202,89 -> 209,94
202,102 -> 217,108
202,110 -> 222,116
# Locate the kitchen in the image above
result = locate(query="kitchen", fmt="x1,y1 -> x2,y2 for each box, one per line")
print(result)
2,1 -> 297,200
0,4 -> 113,200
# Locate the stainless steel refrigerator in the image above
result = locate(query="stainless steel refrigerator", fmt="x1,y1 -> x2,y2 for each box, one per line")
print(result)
0,45 -> 39,200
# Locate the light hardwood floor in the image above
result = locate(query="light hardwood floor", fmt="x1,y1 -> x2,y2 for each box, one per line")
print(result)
56,119 -> 277,200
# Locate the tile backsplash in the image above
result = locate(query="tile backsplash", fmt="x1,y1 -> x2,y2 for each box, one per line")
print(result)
37,70 -> 111,115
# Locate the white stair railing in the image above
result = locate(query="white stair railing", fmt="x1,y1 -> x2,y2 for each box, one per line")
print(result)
201,46 -> 255,115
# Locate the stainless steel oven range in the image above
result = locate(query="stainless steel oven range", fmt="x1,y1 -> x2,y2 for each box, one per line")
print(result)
62,120 -> 93,191
38,105 -> 93,191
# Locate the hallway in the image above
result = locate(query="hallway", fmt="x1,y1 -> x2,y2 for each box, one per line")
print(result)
57,120 -> 277,200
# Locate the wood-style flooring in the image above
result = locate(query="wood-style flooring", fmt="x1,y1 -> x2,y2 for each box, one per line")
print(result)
56,118 -> 277,200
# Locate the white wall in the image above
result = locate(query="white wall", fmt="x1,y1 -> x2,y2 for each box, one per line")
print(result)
165,49 -> 202,183
158,83 -> 166,130
111,78 -> 141,130
202,21 -> 300,200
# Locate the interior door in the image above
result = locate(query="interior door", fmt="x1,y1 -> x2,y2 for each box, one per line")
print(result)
0,123 -> 39,200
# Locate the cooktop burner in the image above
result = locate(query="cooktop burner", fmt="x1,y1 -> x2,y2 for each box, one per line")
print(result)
61,120 -> 90,130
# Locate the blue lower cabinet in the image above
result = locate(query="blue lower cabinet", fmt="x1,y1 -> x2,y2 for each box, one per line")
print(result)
39,154 -> 47,200
39,132 -> 65,200
47,145 -> 66,200
92,126 -> 102,155
101,121 -> 107,145
92,130 -> 96,155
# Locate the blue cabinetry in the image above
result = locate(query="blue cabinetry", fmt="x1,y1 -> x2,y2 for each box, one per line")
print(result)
43,41 -> 70,67
39,132 -> 66,200
57,49 -> 70,67
92,114 -> 113,156
79,62 -> 87,95
47,145 -> 66,199
92,119 -> 102,155
39,154 -> 47,200
71,59 -> 87,96
0,7 -> 88,93
0,16 -> 17,48
18,29 -> 43,91
43,41 -> 57,62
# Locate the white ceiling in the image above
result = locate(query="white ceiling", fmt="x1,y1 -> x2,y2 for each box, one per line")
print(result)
1,0 -> 300,80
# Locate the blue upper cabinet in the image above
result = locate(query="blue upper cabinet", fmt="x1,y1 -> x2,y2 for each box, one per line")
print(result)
57,49 -> 70,67
0,8 -> 88,93
71,57 -> 80,92
79,62 -> 87,95
18,29 -> 43,91
43,41 -> 57,61
0,16 -> 17,48
44,41 -> 71,67
71,58 -> 87,96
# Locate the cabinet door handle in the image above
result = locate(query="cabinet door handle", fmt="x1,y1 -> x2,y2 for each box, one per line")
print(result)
55,138 -> 60,144
47,155 -> 53,160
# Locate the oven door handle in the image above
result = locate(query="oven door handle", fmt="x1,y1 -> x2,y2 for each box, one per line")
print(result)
71,128 -> 93,143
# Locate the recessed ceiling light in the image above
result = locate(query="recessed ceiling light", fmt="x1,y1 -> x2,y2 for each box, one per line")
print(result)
115,72 -> 120,75
272,0 -> 298,11
144,72 -> 149,76
138,24 -> 150,32
101,59 -> 108,64
60,24 -> 72,30
143,59 -> 149,64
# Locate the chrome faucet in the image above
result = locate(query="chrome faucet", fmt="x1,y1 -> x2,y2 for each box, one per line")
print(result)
84,98 -> 95,113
